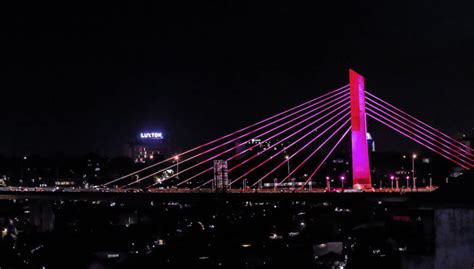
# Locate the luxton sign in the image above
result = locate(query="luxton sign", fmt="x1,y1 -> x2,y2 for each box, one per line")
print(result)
140,132 -> 164,139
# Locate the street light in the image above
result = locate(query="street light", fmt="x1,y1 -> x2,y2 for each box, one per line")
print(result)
326,176 -> 331,191
406,175 -> 410,190
174,155 -> 180,179
390,175 -> 395,190
285,155 -> 290,176
340,175 -> 346,189
412,154 -> 417,191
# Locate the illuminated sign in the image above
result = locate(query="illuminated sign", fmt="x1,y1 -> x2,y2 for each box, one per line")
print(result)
140,132 -> 163,139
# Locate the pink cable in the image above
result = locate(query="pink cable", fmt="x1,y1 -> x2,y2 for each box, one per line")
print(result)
279,120 -> 351,185
250,116 -> 351,187
230,109 -> 351,186
303,126 -> 351,186
125,93 -> 350,188
367,112 -> 471,169
366,104 -> 473,167
366,91 -> 473,155
173,101 -> 351,188
104,85 -> 348,186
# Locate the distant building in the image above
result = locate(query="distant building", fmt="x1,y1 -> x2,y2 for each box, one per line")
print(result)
451,128 -> 473,177
457,128 -> 473,151
128,131 -> 167,163
367,132 -> 375,152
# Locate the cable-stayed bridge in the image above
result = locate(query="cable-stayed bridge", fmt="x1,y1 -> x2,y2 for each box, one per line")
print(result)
3,69 -> 473,196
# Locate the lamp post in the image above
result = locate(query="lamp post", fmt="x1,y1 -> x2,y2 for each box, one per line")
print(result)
285,155 -> 290,176
20,156 -> 27,182
412,154 -> 417,191
326,176 -> 331,192
174,155 -> 180,179
406,176 -> 410,190
340,176 -> 345,189
390,175 -> 395,190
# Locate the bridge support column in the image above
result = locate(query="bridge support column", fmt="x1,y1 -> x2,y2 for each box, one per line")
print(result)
349,69 -> 372,190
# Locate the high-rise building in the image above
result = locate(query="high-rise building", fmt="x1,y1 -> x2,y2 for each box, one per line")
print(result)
128,131 -> 167,163
367,132 -> 375,152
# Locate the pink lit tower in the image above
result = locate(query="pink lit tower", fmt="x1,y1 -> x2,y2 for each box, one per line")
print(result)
349,69 -> 372,189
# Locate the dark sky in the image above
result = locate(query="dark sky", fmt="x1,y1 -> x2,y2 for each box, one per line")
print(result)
2,1 -> 473,157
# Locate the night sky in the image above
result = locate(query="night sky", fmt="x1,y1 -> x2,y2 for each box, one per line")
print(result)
2,1 -> 473,157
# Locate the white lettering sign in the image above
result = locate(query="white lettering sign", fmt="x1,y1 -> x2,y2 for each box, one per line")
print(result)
140,132 -> 164,139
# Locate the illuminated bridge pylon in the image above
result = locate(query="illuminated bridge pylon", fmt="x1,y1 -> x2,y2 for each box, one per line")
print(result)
349,69 -> 372,190
104,69 -> 473,192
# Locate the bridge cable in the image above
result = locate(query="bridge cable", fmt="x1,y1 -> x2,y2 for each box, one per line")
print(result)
278,120 -> 351,185
177,103 -> 352,189
366,103 -> 473,168
229,109 -> 351,187
104,85 -> 349,186
366,97 -> 473,162
303,126 -> 351,187
366,91 -> 474,156
251,116 -> 351,187
367,112 -> 471,169
125,92 -> 351,188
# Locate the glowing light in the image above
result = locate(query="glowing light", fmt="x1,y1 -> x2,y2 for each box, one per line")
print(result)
390,175 -> 395,180
412,154 -> 417,159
